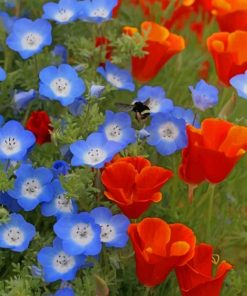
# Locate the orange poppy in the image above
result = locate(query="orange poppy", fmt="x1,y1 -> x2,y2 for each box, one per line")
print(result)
123,21 -> 185,83
212,0 -> 247,32
128,218 -> 196,286
101,157 -> 173,218
179,118 -> 247,185
176,243 -> 233,296
207,31 -> 247,86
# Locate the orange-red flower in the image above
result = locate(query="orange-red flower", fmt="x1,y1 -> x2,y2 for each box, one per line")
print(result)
128,218 -> 196,287
123,21 -> 185,83
26,110 -> 52,145
207,31 -> 247,86
212,0 -> 247,32
101,157 -> 172,218
179,118 -> 247,185
176,243 -> 233,296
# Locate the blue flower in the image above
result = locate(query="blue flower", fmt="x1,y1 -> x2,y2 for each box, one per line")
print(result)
0,192 -> 22,212
172,106 -> 200,128
97,61 -> 135,91
0,120 -> 35,161
39,64 -> 86,106
67,97 -> 87,116
70,132 -> 121,168
135,86 -> 174,115
0,115 -> 4,127
90,207 -> 130,248
37,237 -> 86,282
55,288 -> 75,296
52,45 -> 68,64
98,110 -> 136,149
6,18 -> 52,59
52,160 -> 70,177
43,0 -> 81,24
0,67 -> 6,81
13,89 -> 36,110
90,84 -> 105,98
137,128 -> 150,139
53,212 -> 102,256
0,213 -> 35,252
189,79 -> 219,111
79,0 -> 118,23
146,113 -> 188,155
41,179 -> 77,219
8,164 -> 54,211
0,11 -> 16,33
230,71 -> 247,100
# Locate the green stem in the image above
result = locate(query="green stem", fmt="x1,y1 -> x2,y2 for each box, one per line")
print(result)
206,184 -> 216,241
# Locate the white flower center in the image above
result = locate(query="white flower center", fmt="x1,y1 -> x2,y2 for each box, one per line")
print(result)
50,77 -> 71,97
21,178 -> 42,199
84,148 -> 106,165
3,227 -> 24,246
106,73 -> 123,88
21,32 -> 43,50
70,223 -> 94,245
53,251 -> 75,273
105,124 -> 122,141
158,122 -> 179,142
0,137 -> 21,155
91,8 -> 108,18
147,99 -> 160,113
55,8 -> 73,22
55,193 -> 73,213
242,84 -> 247,95
100,223 -> 115,243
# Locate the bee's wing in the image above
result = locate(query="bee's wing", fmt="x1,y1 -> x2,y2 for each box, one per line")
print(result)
143,98 -> 151,107
115,103 -> 133,112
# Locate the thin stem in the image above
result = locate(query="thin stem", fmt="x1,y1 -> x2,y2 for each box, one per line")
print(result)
206,183 -> 216,241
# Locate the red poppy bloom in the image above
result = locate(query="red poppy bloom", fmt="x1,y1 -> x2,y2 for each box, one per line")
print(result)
128,218 -> 196,287
179,118 -> 247,185
212,0 -> 247,32
207,31 -> 247,86
113,0 -> 122,17
123,21 -> 185,83
101,157 -> 173,218
26,110 -> 52,145
176,243 -> 233,296
95,37 -> 113,62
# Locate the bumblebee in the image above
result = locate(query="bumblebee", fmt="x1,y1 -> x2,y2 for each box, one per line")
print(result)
116,99 -> 151,121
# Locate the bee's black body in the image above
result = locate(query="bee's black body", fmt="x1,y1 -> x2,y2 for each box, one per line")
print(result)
116,100 -> 151,121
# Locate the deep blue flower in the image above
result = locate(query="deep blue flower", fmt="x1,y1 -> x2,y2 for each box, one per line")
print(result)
0,213 -> 35,252
67,97 -> 87,116
6,18 -> 52,59
52,160 -> 70,177
39,64 -> 86,106
79,0 -> 118,23
52,45 -> 68,64
41,179 -> 77,219
97,61 -> 135,91
146,113 -> 188,155
189,79 -> 219,111
90,207 -> 130,248
43,0 -> 81,24
37,237 -> 86,282
172,106 -> 200,128
230,71 -> 247,100
0,120 -> 35,161
135,86 -> 174,115
0,11 -> 16,33
0,67 -> 6,81
90,84 -> 105,98
0,192 -> 22,212
55,288 -> 75,296
8,164 -> 54,211
13,89 -> 36,110
98,110 -> 136,149
137,128 -> 150,139
54,212 -> 102,256
70,132 -> 121,168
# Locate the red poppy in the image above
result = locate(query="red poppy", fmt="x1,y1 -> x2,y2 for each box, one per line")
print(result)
179,118 -> 247,185
123,21 -> 185,83
95,37 -> 113,62
26,110 -> 52,145
176,243 -> 233,296
101,157 -> 173,218
113,0 -> 122,17
212,0 -> 247,32
207,31 -> 247,86
128,218 -> 196,287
